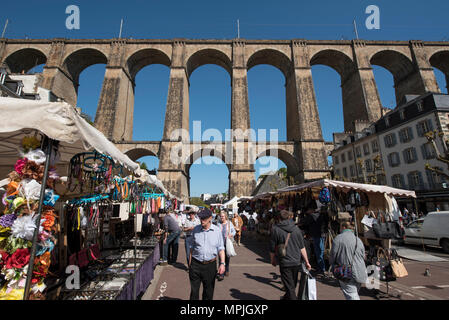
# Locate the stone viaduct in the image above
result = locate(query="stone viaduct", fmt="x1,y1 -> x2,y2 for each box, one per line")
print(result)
1,38 -> 448,201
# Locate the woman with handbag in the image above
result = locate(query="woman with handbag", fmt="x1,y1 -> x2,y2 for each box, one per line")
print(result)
329,221 -> 367,300
218,211 -> 236,278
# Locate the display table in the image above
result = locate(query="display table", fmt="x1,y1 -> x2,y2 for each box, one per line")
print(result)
116,244 -> 160,300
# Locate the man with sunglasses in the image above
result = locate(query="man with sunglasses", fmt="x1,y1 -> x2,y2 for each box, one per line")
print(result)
187,209 -> 226,300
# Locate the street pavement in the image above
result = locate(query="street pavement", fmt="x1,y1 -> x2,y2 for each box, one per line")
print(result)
142,233 -> 449,300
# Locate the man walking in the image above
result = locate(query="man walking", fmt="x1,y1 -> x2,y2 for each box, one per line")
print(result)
304,207 -> 328,276
187,209 -> 226,300
162,210 -> 182,265
270,210 -> 311,300
330,221 -> 367,300
183,211 -> 200,267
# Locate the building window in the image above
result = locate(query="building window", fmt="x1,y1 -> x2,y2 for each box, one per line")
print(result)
365,159 -> 373,172
399,127 -> 414,143
385,116 -> 390,127
417,101 -> 423,112
341,153 -> 346,163
343,167 -> 348,178
336,169 -> 341,177
377,174 -> 386,185
371,140 -> 379,152
355,146 -> 361,157
363,143 -> 370,155
350,165 -> 355,177
403,147 -> 418,164
392,174 -> 405,189
384,133 -> 397,148
399,110 -> 405,120
426,167 -> 447,189
387,152 -> 401,167
408,171 -> 424,190
421,143 -> 436,160
347,151 -> 353,161
334,155 -> 339,165
416,119 -> 433,137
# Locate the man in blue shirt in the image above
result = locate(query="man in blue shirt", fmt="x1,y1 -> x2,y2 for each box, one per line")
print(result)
187,209 -> 226,300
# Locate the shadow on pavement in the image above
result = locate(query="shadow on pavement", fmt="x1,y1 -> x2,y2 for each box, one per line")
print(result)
241,234 -> 271,262
170,262 -> 189,271
229,288 -> 266,300
243,272 -> 283,291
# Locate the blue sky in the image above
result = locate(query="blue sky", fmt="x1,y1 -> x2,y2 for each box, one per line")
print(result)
2,0 -> 449,196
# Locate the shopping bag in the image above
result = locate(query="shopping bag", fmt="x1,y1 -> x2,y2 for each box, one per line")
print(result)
226,237 -> 237,257
307,277 -> 317,300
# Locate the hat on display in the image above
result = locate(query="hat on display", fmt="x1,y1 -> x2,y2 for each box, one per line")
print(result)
198,209 -> 212,219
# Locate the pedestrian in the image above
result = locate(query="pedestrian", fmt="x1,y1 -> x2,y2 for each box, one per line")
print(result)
329,221 -> 367,300
218,211 -> 236,278
162,210 -> 182,265
187,209 -> 226,300
411,211 -> 417,222
303,206 -> 328,277
183,211 -> 200,267
270,210 -> 312,300
231,212 -> 244,246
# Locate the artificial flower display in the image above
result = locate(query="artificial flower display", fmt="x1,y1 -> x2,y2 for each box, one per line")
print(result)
0,141 -> 60,300
14,158 -> 28,176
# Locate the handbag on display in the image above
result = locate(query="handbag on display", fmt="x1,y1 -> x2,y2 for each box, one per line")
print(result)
372,248 -> 396,282
372,212 -> 396,239
390,249 -> 408,278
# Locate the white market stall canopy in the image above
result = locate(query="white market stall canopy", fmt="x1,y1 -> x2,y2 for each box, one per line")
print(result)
0,97 -> 139,175
277,179 -> 417,198
223,196 -> 240,207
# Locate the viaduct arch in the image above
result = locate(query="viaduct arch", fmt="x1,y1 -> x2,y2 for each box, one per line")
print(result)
1,38 -> 448,201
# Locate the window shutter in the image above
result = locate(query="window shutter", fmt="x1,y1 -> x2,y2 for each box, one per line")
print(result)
426,170 -> 434,188
427,119 -> 434,132
403,149 -> 408,164
421,144 -> 427,159
412,148 -> 418,162
408,127 -> 414,140
408,172 -> 414,188
417,123 -> 423,137
391,133 -> 397,146
400,174 -> 405,189
384,136 -> 389,147
388,154 -> 393,167
418,171 -> 424,189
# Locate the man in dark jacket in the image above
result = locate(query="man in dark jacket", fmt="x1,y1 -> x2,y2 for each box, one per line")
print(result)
304,207 -> 329,275
270,210 -> 311,300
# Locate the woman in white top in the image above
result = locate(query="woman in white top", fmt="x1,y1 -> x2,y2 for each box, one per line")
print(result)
218,211 -> 236,277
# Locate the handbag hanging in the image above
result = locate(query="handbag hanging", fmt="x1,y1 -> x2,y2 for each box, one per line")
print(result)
389,249 -> 408,278
371,247 -> 396,282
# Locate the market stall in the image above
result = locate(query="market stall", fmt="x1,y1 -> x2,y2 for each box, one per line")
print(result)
0,97 -> 171,300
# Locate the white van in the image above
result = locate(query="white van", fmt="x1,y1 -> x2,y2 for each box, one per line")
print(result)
404,211 -> 449,253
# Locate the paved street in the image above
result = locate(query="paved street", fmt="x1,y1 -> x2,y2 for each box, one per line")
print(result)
142,234 -> 449,300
